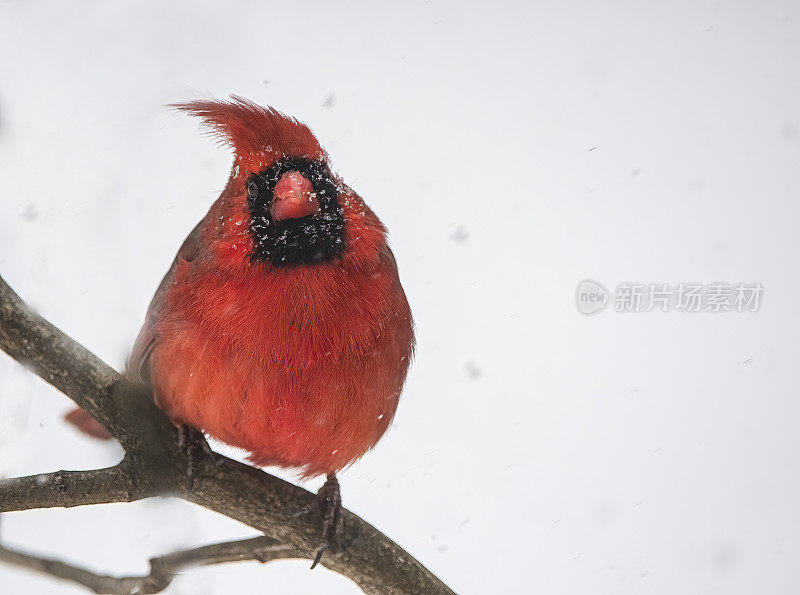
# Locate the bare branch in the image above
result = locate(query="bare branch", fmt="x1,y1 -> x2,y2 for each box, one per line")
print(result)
0,532 -> 302,594
0,273 -> 454,594
0,463 -> 142,513
0,275 -> 176,454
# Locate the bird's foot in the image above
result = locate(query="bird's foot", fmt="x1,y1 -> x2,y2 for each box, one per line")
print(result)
176,424 -> 215,492
309,473 -> 344,569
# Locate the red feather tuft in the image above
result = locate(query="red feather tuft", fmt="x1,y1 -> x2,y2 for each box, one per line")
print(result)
169,96 -> 326,166
64,407 -> 113,440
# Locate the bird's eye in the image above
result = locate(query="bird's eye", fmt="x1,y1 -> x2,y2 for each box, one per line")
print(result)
247,180 -> 259,200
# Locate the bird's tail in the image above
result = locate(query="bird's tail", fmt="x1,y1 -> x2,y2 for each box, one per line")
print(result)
64,407 -> 113,440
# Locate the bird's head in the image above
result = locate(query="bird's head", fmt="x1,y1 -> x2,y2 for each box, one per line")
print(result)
173,97 -> 385,269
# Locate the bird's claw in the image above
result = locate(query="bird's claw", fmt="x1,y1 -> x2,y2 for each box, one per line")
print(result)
310,473 -> 344,569
177,425 -> 215,492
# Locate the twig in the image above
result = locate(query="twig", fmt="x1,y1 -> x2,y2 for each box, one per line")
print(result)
0,530 -> 301,594
0,273 -> 454,595
0,465 -> 141,512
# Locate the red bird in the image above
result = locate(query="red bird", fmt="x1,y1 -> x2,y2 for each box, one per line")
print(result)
66,97 -> 415,563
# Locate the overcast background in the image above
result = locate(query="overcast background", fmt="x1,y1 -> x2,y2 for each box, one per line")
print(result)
1,1 -> 799,593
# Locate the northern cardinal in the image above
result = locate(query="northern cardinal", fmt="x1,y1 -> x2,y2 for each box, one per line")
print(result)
65,97 -> 415,564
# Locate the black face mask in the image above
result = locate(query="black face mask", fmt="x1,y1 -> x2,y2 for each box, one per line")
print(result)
246,157 -> 346,267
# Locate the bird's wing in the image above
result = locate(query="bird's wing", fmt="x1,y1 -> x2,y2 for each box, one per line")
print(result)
127,218 -> 204,385
381,243 -> 398,269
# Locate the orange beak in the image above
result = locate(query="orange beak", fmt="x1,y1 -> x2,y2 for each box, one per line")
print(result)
270,171 -> 321,221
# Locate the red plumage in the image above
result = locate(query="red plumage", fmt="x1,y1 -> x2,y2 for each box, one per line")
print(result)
68,97 -> 414,479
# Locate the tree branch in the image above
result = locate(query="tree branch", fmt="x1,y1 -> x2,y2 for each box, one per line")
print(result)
0,525 -> 302,595
0,273 -> 454,595
0,464 -> 143,513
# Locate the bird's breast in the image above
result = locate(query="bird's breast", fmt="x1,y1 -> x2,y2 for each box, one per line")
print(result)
149,258 -> 413,476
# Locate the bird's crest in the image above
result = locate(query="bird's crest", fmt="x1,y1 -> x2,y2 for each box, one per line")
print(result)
170,96 -> 326,166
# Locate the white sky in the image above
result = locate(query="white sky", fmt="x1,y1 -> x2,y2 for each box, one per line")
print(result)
1,1 -> 799,593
